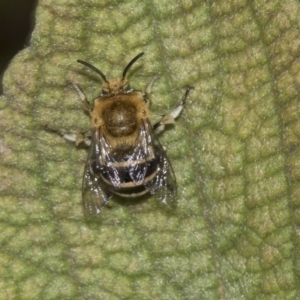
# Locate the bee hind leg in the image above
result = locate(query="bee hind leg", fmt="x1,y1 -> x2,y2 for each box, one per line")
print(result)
153,86 -> 194,134
44,125 -> 91,147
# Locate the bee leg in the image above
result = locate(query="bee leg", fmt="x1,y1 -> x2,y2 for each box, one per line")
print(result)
153,86 -> 194,134
74,131 -> 92,147
144,75 -> 159,105
68,81 -> 92,112
44,125 -> 92,147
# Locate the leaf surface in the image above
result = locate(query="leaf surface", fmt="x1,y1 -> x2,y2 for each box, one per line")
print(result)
1,0 -> 300,299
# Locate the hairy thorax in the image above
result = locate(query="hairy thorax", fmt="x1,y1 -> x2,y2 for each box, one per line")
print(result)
104,100 -> 137,137
91,91 -> 150,148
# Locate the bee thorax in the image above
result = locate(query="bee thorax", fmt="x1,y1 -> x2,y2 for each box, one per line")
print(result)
104,101 -> 138,137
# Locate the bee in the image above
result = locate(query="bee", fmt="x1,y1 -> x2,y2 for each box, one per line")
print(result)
47,53 -> 193,215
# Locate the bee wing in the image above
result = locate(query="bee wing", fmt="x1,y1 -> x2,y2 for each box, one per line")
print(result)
152,145 -> 177,204
142,119 -> 177,205
82,129 -> 111,215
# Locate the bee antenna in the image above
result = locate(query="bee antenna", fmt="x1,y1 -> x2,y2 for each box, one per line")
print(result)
77,60 -> 108,83
122,52 -> 144,80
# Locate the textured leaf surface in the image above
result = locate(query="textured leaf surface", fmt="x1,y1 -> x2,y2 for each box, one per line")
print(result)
1,0 -> 300,299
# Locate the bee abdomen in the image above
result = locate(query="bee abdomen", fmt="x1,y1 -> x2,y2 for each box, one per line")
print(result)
113,185 -> 149,198
97,158 -> 159,198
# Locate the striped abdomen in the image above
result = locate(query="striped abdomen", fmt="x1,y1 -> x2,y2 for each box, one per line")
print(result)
91,145 -> 160,198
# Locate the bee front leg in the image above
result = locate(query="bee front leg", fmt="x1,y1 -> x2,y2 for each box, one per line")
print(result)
69,82 -> 92,113
153,86 -> 194,134
44,82 -> 93,146
144,75 -> 159,106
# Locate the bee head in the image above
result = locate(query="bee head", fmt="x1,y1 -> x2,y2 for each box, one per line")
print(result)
77,52 -> 144,96
101,77 -> 130,95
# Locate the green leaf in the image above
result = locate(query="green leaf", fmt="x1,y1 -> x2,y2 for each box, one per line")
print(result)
1,0 -> 300,299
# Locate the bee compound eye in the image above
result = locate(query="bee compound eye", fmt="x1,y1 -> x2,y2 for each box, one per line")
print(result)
90,160 -> 102,175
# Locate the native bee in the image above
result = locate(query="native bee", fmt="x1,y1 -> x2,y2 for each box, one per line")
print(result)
47,53 -> 193,215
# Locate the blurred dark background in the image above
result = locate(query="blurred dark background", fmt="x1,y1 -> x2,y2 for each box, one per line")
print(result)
0,0 -> 37,93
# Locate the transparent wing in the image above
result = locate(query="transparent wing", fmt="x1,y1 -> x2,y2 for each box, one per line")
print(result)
150,146 -> 177,205
82,129 -> 111,215
142,119 -> 177,205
